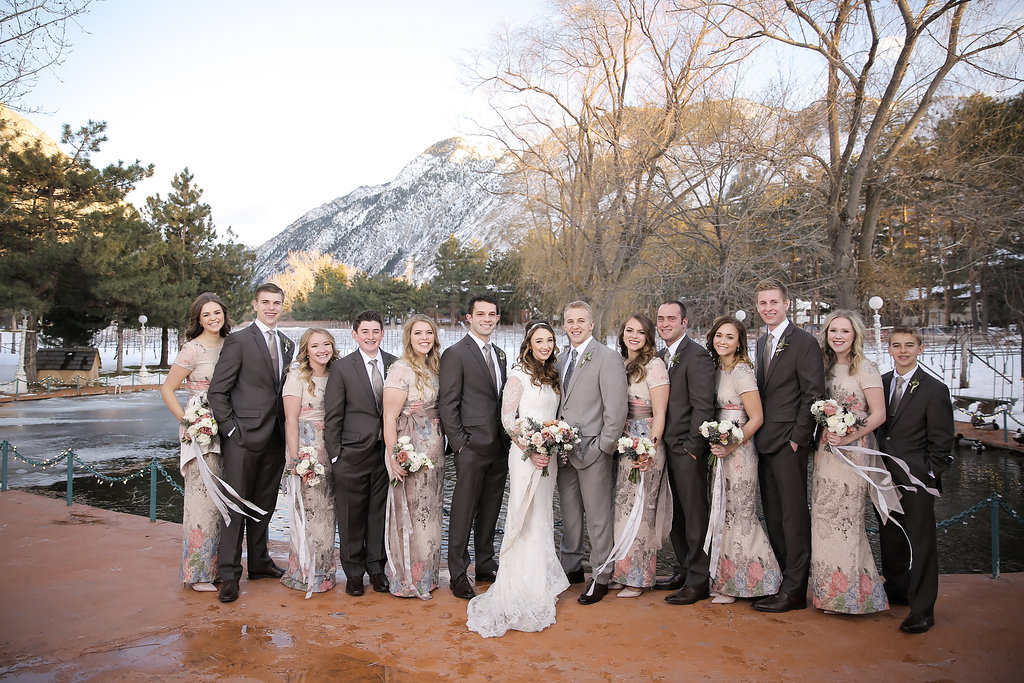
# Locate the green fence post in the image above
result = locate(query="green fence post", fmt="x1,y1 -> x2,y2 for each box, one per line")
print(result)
990,496 -> 1000,579
66,451 -> 74,507
150,460 -> 157,522
1,440 -> 8,492
76,376 -> 81,395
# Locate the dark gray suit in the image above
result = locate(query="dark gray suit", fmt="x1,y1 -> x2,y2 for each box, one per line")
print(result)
208,322 -> 294,582
324,349 -> 397,581
438,334 -> 510,581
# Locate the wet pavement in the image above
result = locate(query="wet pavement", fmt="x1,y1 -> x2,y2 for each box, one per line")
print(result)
1,491 -> 1022,681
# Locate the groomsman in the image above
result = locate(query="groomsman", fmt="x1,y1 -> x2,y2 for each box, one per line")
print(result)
439,294 -> 510,599
324,310 -> 397,597
876,327 -> 953,633
751,279 -> 825,613
652,299 -> 716,605
556,301 -> 627,604
208,283 -> 294,603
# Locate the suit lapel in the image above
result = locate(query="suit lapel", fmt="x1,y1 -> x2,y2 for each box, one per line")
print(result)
763,326 -> 792,385
251,323 -> 278,380
892,368 -> 923,424
466,336 -> 499,398
351,351 -> 379,408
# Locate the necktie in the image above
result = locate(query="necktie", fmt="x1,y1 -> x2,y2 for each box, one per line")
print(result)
369,359 -> 384,410
267,330 -> 279,376
761,333 -> 774,375
889,376 -> 906,414
563,348 -> 578,390
482,343 -> 498,389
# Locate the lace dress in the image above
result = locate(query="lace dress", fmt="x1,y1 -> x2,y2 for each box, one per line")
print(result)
466,367 -> 569,637
172,340 -> 224,585
709,362 -> 782,598
384,360 -> 445,599
281,371 -> 337,594
611,357 -> 672,588
810,362 -> 889,614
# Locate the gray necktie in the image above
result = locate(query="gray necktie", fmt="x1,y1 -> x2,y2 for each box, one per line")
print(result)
482,343 -> 498,389
267,330 -> 279,376
369,359 -> 384,410
761,334 -> 773,375
889,376 -> 906,414
563,348 -> 578,390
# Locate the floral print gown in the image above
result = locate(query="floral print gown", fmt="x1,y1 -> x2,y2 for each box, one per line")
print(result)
281,371 -> 338,594
384,360 -> 445,599
611,357 -> 672,588
810,362 -> 889,614
173,340 -> 224,585
710,362 -> 782,598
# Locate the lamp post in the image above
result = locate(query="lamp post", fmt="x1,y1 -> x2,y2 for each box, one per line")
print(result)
138,314 -> 152,384
868,296 -> 884,367
14,310 -> 28,392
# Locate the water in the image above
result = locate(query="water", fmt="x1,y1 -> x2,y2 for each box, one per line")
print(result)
2,392 -> 1022,574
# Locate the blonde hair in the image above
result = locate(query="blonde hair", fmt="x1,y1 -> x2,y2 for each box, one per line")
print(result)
818,310 -> 868,379
401,314 -> 441,395
295,327 -> 339,395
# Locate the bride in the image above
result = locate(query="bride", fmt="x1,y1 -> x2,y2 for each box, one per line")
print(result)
466,321 -> 569,637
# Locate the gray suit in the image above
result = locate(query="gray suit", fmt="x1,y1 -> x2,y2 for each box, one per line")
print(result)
555,337 -> 628,582
208,322 -> 294,582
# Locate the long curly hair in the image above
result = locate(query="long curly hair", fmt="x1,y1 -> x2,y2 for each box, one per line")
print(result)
294,327 -> 339,395
818,309 -> 868,379
517,320 -> 560,393
706,316 -> 752,371
617,313 -> 657,384
184,292 -> 232,340
401,314 -> 441,395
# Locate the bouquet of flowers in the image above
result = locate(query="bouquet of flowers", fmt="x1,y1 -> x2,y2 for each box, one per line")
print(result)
699,420 -> 744,467
510,417 -> 581,476
391,435 -> 435,486
615,435 -> 656,484
811,398 -> 864,437
287,445 -> 325,487
181,394 -> 218,447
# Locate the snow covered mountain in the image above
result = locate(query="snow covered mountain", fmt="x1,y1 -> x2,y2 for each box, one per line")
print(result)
253,137 -> 520,283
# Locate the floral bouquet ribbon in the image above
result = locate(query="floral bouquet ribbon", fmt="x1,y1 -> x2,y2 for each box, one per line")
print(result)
285,446 -> 326,599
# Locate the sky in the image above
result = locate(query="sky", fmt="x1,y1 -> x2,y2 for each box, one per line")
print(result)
19,0 -> 546,247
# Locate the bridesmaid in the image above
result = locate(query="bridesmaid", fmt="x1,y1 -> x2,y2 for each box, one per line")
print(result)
281,327 -> 339,595
610,313 -> 671,598
705,316 -> 782,604
160,292 -> 232,592
382,315 -> 445,599
810,310 -> 889,614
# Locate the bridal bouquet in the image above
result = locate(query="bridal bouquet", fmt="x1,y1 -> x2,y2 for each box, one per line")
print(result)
615,435 -> 656,484
699,420 -> 744,467
811,398 -> 864,437
181,394 -> 218,447
391,435 -> 435,486
287,446 -> 325,487
511,417 -> 580,476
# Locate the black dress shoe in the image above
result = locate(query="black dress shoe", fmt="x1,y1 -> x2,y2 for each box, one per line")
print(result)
577,580 -> 608,605
753,592 -> 807,613
899,613 -> 935,634
451,574 -> 476,599
248,564 -> 285,580
475,570 -> 497,583
565,569 -> 586,585
218,580 -> 239,603
665,585 -> 709,605
654,572 -> 686,591
370,573 -> 389,593
345,577 -> 365,596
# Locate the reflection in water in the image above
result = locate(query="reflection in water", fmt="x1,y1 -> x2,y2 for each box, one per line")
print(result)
4,393 -> 1022,574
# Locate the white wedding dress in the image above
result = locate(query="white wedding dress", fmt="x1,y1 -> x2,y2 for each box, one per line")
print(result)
466,367 -> 569,638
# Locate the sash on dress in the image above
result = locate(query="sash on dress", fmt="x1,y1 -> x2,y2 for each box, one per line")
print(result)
703,405 -> 744,582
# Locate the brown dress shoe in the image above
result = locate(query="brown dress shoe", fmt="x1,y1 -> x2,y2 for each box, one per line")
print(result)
345,577 -> 365,596
654,572 -> 686,591
665,585 -> 710,605
218,580 -> 239,603
451,574 -> 476,599
753,592 -> 807,613
577,580 -> 608,605
370,573 -> 389,593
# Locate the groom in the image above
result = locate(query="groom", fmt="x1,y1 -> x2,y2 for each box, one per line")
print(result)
556,300 -> 627,604
208,283 -> 294,604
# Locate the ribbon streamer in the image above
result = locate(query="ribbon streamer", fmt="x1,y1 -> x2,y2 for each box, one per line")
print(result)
179,439 -> 267,526
385,480 -> 429,600
703,457 -> 726,582
286,475 -> 316,599
584,471 -> 646,596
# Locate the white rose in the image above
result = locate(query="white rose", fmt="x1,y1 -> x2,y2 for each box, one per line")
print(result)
296,460 -> 309,476
398,435 -> 412,446
719,419 -> 734,431
197,433 -> 211,446
843,413 -> 857,425
834,423 -> 848,436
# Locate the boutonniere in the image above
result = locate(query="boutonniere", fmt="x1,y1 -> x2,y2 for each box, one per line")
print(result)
773,338 -> 789,357
670,353 -> 681,367
580,351 -> 593,367
909,378 -> 920,394
495,346 -> 506,362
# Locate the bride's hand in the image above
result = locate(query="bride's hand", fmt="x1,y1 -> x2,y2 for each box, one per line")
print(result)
529,453 -> 549,470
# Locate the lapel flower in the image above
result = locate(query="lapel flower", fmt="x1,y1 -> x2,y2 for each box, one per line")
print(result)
773,337 -> 789,358
670,353 -> 681,368
580,351 -> 593,367
909,378 -> 920,394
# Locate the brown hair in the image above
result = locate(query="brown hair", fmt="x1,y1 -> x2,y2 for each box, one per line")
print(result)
517,320 -> 560,393
254,282 -> 285,299
755,278 -> 789,301
706,316 -> 752,371
185,292 -> 232,340
889,326 -> 924,345
401,314 -> 441,395
618,313 -> 658,384
294,327 -> 339,395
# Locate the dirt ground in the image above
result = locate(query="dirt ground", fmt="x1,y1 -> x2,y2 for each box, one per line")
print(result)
0,490 -> 1021,682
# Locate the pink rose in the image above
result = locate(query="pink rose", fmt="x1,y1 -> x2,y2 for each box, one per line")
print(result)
830,569 -> 848,595
747,561 -> 764,591
823,404 -> 838,416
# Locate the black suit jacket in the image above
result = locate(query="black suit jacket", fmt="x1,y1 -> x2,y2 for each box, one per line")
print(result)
323,349 -> 397,466
755,322 -> 825,453
208,323 -> 294,452
876,368 -> 954,485
438,335 -> 510,458
660,336 -> 716,458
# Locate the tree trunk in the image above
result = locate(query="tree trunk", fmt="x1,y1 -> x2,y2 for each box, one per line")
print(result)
25,313 -> 38,382
116,324 -> 125,373
160,327 -> 170,367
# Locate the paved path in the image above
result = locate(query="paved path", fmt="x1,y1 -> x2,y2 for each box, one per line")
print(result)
0,490 -> 1021,681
